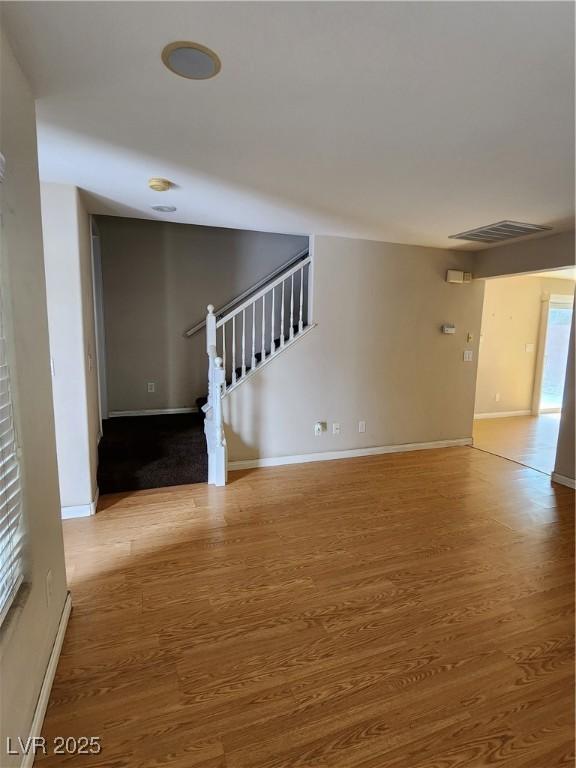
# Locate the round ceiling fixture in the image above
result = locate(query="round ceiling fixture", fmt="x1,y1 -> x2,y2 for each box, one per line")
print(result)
152,205 -> 177,213
149,177 -> 173,192
161,41 -> 221,80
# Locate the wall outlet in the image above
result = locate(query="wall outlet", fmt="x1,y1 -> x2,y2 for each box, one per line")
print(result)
332,422 -> 341,435
314,421 -> 326,437
525,343 -> 535,353
147,382 -> 156,393
463,350 -> 473,362
358,420 -> 366,433
495,392 -> 501,402
45,570 -> 53,607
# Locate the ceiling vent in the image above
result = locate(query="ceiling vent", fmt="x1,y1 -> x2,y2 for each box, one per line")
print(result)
449,220 -> 552,244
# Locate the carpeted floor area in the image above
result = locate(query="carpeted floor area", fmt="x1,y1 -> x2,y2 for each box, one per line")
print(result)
97,413 -> 208,494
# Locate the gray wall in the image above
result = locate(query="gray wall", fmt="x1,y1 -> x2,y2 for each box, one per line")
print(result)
97,216 -> 307,412
41,183 -> 100,511
473,231 -> 575,279
224,235 -> 484,461
0,25 -> 67,766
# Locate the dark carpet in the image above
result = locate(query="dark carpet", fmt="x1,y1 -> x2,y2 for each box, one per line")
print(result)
97,413 -> 208,494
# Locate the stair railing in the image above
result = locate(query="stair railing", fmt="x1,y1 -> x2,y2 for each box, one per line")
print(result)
214,254 -> 312,394
203,254 -> 313,485
204,305 -> 227,486
185,247 -> 309,338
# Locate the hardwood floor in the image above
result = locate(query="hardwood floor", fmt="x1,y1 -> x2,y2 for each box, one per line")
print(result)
38,447 -> 574,767
473,414 -> 561,475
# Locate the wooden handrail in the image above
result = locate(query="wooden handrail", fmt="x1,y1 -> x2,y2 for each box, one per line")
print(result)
184,248 -> 309,338
216,256 -> 311,328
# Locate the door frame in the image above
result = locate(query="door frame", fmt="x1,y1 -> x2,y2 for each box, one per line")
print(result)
531,292 -> 574,415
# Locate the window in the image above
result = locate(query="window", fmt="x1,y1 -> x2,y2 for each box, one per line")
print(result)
0,297 -> 24,626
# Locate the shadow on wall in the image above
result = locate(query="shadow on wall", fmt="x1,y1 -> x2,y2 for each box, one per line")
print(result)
223,372 -> 265,464
97,215 -> 307,413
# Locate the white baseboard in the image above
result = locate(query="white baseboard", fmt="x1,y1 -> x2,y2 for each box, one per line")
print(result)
229,437 -> 473,471
21,593 -> 72,768
551,472 -> 576,489
474,410 -> 531,420
108,407 -> 198,417
61,488 -> 99,519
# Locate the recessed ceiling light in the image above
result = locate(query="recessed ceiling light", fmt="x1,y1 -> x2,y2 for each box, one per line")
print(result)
161,41 -> 221,80
151,205 -> 177,213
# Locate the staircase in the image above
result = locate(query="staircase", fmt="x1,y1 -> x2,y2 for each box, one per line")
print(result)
200,252 -> 314,485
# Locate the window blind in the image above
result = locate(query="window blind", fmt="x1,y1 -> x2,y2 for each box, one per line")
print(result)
0,309 -> 24,626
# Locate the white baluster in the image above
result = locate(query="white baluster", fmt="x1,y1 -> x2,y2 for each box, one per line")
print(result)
221,324 -> 226,392
232,316 -> 237,385
251,303 -> 256,369
290,273 -> 295,340
271,286 -> 276,353
280,280 -> 285,348
261,295 -> 266,362
298,265 -> 304,333
241,309 -> 246,377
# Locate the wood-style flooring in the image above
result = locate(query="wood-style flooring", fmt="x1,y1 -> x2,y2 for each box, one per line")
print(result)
38,446 -> 575,767
473,414 -> 561,475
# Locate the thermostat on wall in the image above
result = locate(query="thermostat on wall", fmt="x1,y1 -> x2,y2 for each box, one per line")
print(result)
441,324 -> 456,334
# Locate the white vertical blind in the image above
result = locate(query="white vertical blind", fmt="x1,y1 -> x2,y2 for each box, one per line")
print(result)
0,303 -> 24,626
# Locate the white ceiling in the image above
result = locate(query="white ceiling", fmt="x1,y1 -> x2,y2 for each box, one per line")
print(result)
3,1 -> 574,249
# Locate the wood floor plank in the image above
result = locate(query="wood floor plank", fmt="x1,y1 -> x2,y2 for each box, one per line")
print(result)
37,446 -> 574,767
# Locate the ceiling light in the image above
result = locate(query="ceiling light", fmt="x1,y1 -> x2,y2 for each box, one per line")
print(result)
161,41 -> 221,80
151,205 -> 177,213
149,177 -> 173,192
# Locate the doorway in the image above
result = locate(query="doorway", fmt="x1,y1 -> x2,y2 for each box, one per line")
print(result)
473,268 -> 575,475
535,299 -> 573,413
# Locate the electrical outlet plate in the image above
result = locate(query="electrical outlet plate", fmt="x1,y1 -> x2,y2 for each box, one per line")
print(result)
463,350 -> 473,362
358,420 -> 366,433
332,423 -> 340,435
147,382 -> 156,393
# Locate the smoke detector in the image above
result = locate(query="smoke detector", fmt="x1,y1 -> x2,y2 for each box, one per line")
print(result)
148,178 -> 173,192
161,41 -> 221,80
449,220 -> 552,244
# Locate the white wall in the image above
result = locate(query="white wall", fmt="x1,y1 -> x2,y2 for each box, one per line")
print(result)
224,234 -> 484,461
0,25 -> 67,766
41,183 -> 100,514
475,275 -> 575,415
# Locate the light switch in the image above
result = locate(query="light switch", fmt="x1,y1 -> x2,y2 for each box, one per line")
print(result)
463,350 -> 473,362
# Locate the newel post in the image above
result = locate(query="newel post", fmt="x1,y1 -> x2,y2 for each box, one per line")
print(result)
204,305 -> 227,486
206,304 -> 216,352
212,356 -> 228,486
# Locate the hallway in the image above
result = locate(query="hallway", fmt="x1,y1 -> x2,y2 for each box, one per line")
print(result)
473,414 -> 561,475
